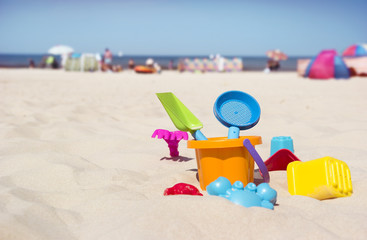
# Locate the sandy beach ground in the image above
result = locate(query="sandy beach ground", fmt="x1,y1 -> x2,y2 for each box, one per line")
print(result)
0,69 -> 366,240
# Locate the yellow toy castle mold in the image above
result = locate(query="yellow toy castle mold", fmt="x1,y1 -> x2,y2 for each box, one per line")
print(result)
287,157 -> 353,200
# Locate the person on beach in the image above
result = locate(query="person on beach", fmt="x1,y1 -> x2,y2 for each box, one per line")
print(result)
29,59 -> 35,68
153,62 -> 161,74
264,59 -> 280,72
269,59 -> 280,71
51,58 -> 59,69
43,56 -> 59,69
112,64 -> 123,72
168,60 -> 173,70
144,58 -> 161,73
103,48 -> 113,67
146,58 -> 154,68
128,59 -> 135,70
39,56 -> 47,68
177,60 -> 185,72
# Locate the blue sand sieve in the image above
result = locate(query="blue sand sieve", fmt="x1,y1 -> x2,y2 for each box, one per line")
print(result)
214,91 -> 261,139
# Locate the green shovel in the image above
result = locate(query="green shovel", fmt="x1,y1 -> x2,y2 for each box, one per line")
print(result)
156,92 -> 207,140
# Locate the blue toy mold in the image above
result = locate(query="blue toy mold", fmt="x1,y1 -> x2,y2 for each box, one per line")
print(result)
207,177 -> 277,210
206,176 -> 232,196
270,136 -> 294,156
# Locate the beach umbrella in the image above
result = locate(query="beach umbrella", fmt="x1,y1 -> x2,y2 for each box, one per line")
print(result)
304,50 -> 350,79
342,44 -> 367,57
266,49 -> 288,61
48,45 -> 74,55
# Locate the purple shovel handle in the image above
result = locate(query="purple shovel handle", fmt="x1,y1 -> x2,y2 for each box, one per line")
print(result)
243,139 -> 270,183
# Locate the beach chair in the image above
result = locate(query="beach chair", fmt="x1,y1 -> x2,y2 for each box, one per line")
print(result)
64,53 -> 100,72
81,54 -> 99,72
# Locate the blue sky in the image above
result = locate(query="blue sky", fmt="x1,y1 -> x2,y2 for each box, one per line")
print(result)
0,0 -> 366,56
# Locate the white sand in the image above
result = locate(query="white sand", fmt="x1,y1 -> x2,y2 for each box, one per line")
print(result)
0,69 -> 366,239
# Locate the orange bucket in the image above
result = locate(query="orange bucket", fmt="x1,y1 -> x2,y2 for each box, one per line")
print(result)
187,136 -> 262,190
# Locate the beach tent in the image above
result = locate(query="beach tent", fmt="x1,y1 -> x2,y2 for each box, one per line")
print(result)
342,44 -> 367,57
304,50 -> 350,79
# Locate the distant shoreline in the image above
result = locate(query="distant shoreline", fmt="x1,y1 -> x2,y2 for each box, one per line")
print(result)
0,54 -> 303,71
0,66 -> 298,72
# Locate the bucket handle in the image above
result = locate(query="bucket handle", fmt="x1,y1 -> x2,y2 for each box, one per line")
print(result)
243,139 -> 270,183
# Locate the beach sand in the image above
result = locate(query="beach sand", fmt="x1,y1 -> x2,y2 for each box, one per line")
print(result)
0,69 -> 366,239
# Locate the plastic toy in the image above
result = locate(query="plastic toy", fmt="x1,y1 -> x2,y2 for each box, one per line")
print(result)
213,91 -> 260,139
187,136 -> 262,190
265,149 -> 301,171
156,92 -> 207,140
152,129 -> 188,157
207,177 -> 277,210
243,138 -> 270,183
206,176 -> 232,196
270,136 -> 294,156
164,183 -> 203,196
287,156 -> 353,200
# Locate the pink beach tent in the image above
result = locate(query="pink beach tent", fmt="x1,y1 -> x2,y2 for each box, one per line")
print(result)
304,50 -> 350,79
342,44 -> 367,57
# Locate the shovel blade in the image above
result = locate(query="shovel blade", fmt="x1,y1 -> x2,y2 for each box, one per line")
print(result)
156,92 -> 203,132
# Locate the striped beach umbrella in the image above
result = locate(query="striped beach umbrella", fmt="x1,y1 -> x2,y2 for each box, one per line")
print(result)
266,49 -> 288,61
342,44 -> 367,57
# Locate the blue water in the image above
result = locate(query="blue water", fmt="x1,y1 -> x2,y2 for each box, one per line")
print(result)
0,54 -> 308,71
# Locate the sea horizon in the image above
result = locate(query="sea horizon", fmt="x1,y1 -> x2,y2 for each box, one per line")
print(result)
0,53 -> 312,71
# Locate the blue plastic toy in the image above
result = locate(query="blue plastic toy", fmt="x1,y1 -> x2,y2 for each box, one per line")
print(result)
207,177 -> 277,210
270,136 -> 294,156
213,91 -> 261,139
206,176 -> 232,196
